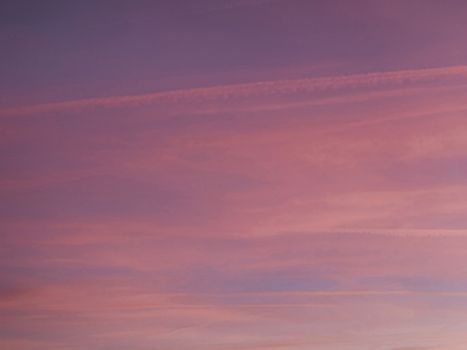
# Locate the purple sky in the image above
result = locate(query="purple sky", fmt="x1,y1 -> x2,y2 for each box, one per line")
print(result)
2,1 -> 467,349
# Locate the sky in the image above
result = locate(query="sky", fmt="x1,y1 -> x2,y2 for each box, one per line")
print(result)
1,0 -> 467,349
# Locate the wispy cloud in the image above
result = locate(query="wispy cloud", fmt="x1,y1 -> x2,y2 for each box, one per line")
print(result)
3,0 -> 467,348
2,65 -> 467,116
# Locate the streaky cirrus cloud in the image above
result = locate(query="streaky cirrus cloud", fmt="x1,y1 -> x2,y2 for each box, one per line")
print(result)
1,64 -> 467,117
2,1 -> 467,349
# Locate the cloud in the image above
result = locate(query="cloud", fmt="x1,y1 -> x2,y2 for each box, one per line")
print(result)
1,65 -> 467,116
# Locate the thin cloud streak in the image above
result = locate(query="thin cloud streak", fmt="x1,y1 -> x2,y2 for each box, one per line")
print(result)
2,65 -> 467,116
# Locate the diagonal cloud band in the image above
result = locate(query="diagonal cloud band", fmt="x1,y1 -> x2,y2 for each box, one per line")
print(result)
2,65 -> 467,117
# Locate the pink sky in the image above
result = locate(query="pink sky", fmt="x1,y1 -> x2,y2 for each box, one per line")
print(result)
1,1 -> 467,349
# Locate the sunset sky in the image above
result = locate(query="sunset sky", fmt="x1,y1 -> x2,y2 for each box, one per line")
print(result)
2,1 -> 467,349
